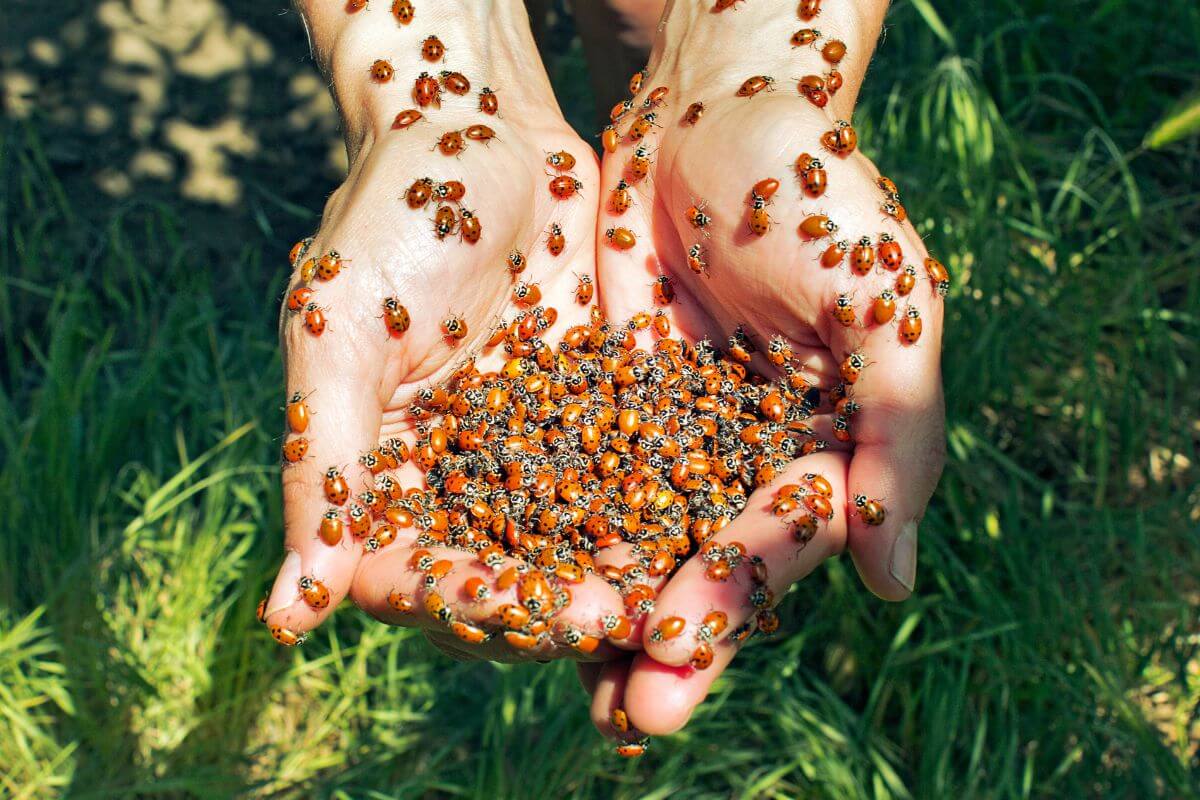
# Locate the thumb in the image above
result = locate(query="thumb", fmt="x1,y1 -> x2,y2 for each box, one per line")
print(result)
264,330 -> 385,643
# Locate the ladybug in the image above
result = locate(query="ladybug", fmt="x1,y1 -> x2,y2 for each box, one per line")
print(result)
690,643 -> 714,669
925,256 -> 951,295
601,124 -> 619,154
799,214 -> 838,240
346,0 -> 368,12
799,0 -> 822,20
412,72 -> 441,108
611,707 -> 631,735
895,264 -> 918,296
388,591 -> 414,613
756,609 -> 781,634
832,293 -> 856,327
628,68 -> 647,94
382,297 -> 411,337
878,233 -> 903,270
286,286 -> 313,312
464,124 -> 496,144
506,249 -> 526,275
299,257 -> 318,282
628,112 -> 658,141
370,60 -> 394,83
610,98 -> 634,122
840,350 -> 867,384
821,120 -> 858,155
435,130 -> 466,156
825,68 -> 844,96
548,175 -> 583,199
766,335 -> 793,367
616,740 -> 649,758
406,177 -> 433,209
650,615 -> 686,642
752,177 -> 780,203
575,274 -> 594,304
832,415 -> 852,442
546,150 -> 576,172
451,621 -> 487,645
851,237 -> 876,275
319,509 -> 345,546
288,236 -> 313,266
737,75 -> 775,97
323,467 -> 350,505
714,0 -> 745,10
686,201 -> 712,233
282,437 -> 309,463
854,494 -> 887,526
652,275 -> 675,305
797,155 -> 827,197
439,70 -> 470,95
791,28 -> 821,47
392,109 -> 424,130
822,39 -> 846,63
299,575 -> 330,609
606,227 -> 636,250
434,180 -> 466,204
546,223 -> 565,256
316,250 -> 345,281
898,306 -> 923,344
647,85 -> 670,105
421,35 -> 445,62
652,310 -> 671,337
270,625 -> 305,647
877,175 -> 900,196
609,180 -> 633,215
748,195 -> 772,236
478,86 -> 498,115
285,391 -> 311,433
458,209 -> 481,243
441,314 -> 468,341
798,74 -> 829,108
686,243 -> 707,275
432,204 -> 458,239
821,239 -> 849,268
883,200 -> 908,222
512,281 -> 542,307
391,0 -> 414,23
302,302 -> 326,335
628,145 -> 653,181
683,101 -> 705,125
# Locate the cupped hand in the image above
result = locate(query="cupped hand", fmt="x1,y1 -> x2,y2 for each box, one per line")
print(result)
263,0 -> 633,663
587,9 -> 946,737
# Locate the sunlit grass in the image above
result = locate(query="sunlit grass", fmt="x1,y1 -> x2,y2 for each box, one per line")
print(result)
1,0 -> 1198,797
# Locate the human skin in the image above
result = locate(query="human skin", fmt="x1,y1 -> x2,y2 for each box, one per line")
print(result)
580,0 -> 946,737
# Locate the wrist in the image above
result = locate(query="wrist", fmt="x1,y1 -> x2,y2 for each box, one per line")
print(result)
645,0 -> 888,117
296,0 -> 565,145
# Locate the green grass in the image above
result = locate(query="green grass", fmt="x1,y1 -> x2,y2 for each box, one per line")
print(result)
2,0 -> 1200,797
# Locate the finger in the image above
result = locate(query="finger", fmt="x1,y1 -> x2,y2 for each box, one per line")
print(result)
640,451 -> 849,669
827,250 -> 946,601
592,542 -> 673,650
265,333 -> 385,639
587,657 -> 639,739
577,661 -> 604,695
622,647 -> 737,736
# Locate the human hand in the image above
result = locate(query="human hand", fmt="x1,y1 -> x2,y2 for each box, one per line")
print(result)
262,0 -> 633,663
586,0 -> 946,737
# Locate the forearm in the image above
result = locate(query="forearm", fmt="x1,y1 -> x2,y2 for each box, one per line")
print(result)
647,0 -> 889,118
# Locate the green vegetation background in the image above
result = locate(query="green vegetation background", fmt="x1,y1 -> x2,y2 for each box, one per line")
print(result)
2,0 -> 1199,797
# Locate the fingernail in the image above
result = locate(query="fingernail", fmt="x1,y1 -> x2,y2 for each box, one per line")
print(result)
889,522 -> 918,594
265,550 -> 303,617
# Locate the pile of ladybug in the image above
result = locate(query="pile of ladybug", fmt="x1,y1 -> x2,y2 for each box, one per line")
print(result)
268,0 -> 952,759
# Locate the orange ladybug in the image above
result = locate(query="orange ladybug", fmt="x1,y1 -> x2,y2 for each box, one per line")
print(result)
319,509 -> 345,546
406,177 -> 433,209
289,236 -> 313,266
575,274 -> 594,304
898,306 -> 922,344
737,75 -> 776,97
883,200 -> 908,222
683,101 -> 705,125
458,209 -> 482,243
412,72 -> 441,108
648,86 -> 670,105
652,275 -> 675,305
854,494 -> 886,526
548,175 -> 583,200
546,223 -> 565,256
895,264 -> 918,296
303,302 -> 326,336
601,125 -> 619,154
421,35 -> 445,62
441,314 -> 468,342
299,575 -> 331,609
821,120 -> 858,155
609,180 -> 633,214
690,643 -> 714,669
752,177 -> 781,203
390,0 -> 413,22
628,112 -> 658,141
748,195 -> 772,236
616,740 -> 649,758
346,0 -> 368,12
925,256 -> 951,295
512,281 -> 542,308
382,297 -> 411,337
799,214 -> 838,240
650,616 -> 686,642
798,74 -> 829,108
282,437 -> 309,463
478,86 -> 498,115
388,590 -> 414,613
832,293 -> 856,327
840,350 -> 867,384
628,145 -> 653,181
606,227 -> 636,250
872,290 -> 897,324
323,467 -> 350,505
436,130 -> 466,157
686,243 -> 707,275
286,286 -> 313,312
392,109 -> 424,130
546,150 -> 576,172
370,60 -> 394,83
439,70 -> 470,95
822,39 -> 846,63
316,250 -> 345,281
506,249 -> 526,276
821,239 -> 849,268
799,0 -> 822,20
270,625 -> 305,647
432,204 -> 458,239
686,201 -> 712,232
652,310 -> 671,337
797,155 -> 827,197
285,391 -> 311,433
791,28 -> 821,47
464,124 -> 496,144
628,68 -> 647,94
878,233 -> 903,270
